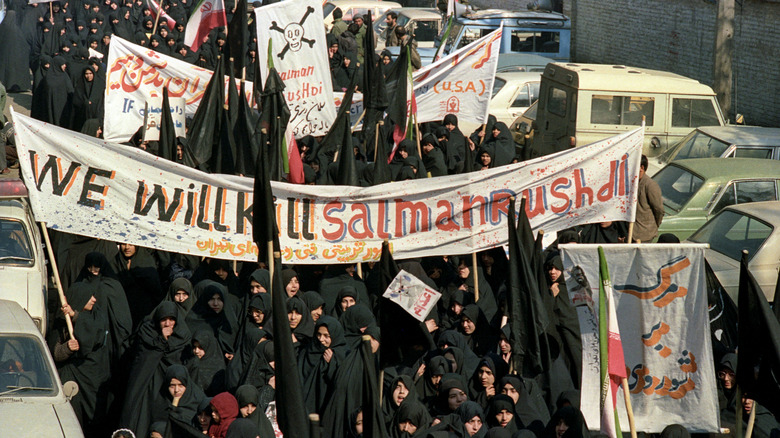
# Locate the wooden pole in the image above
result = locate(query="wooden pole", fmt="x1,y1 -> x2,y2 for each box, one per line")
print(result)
49,2 -> 54,24
267,242 -> 275,283
472,252 -> 479,302
373,120 -> 383,162
745,400 -> 758,438
151,0 -> 165,36
352,108 -> 367,132
309,413 -> 321,438
356,262 -> 363,279
414,121 -> 423,158
39,223 -> 74,340
378,369 -> 385,408
478,123 -> 487,146
627,222 -> 634,244
621,378 -> 638,438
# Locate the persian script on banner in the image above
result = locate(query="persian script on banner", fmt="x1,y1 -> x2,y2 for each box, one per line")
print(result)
559,244 -> 720,433
254,0 -> 337,137
13,111 -> 642,264
413,27 -> 502,124
103,36 -> 253,142
383,270 -> 442,322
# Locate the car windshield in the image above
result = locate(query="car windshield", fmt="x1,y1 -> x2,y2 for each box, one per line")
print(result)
653,165 -> 704,213
492,77 -> 506,97
689,209 -> 773,262
0,335 -> 57,397
0,219 -> 34,265
661,130 -> 730,163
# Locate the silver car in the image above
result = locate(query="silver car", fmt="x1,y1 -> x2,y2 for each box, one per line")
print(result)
0,299 -> 84,437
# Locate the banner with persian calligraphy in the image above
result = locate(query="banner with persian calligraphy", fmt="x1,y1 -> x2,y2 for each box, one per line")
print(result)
14,111 -> 642,264
103,36 -> 253,142
559,244 -> 719,433
254,0 -> 337,138
383,270 -> 442,322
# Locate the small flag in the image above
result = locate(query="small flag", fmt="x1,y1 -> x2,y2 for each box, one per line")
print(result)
184,0 -> 227,53
598,247 -> 627,438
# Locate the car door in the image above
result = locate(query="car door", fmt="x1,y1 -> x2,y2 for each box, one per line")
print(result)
709,179 -> 780,216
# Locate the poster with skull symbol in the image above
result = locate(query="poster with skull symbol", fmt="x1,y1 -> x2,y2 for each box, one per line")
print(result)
254,0 -> 337,138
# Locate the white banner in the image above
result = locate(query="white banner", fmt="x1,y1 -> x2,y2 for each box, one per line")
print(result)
254,0 -> 337,138
103,36 -> 253,142
559,244 -> 720,433
141,96 -> 187,141
13,111 -> 642,264
383,270 -> 442,322
413,27 -> 502,124
334,92 -> 364,129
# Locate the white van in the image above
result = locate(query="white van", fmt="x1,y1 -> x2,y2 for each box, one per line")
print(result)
0,299 -> 84,437
527,63 -> 726,158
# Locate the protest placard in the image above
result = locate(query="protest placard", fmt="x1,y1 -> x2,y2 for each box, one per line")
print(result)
383,270 -> 442,322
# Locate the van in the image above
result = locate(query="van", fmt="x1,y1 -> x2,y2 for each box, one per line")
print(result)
527,63 -> 726,158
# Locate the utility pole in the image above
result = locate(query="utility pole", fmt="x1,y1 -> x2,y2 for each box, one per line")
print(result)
713,0 -> 735,119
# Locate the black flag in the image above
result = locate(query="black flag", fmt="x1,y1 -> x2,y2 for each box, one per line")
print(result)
187,56 -> 225,171
157,86 -> 176,161
227,0 -> 248,75
737,251 -> 780,419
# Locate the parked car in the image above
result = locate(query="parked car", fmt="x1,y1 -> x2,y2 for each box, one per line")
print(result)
0,179 -> 48,334
653,158 -> 780,241
687,201 -> 780,301
496,53 -> 552,73
510,100 -> 538,149
439,9 -> 571,61
323,0 -> 402,32
647,125 -> 780,176
527,63 -> 726,159
374,8 -> 443,50
0,299 -> 84,437
489,71 -> 541,127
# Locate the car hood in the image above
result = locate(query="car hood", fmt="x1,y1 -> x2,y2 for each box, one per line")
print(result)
0,401 -> 82,437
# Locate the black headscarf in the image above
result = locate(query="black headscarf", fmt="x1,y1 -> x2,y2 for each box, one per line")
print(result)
188,280 -> 240,356
158,364 -> 207,427
186,329 -> 227,396
300,315 -> 347,414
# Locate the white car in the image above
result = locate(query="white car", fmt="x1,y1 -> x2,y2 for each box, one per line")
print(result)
0,299 -> 83,437
687,200 -> 780,301
323,0 -> 402,32
459,71 -> 541,135
0,179 -> 48,334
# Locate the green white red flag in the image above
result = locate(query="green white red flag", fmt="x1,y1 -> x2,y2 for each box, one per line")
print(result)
184,0 -> 227,52
598,246 -> 627,438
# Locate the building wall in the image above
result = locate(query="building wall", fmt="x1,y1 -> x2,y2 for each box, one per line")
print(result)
566,0 -> 780,127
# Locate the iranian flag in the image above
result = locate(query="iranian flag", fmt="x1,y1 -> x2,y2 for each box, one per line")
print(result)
147,0 -> 176,30
184,0 -> 227,52
598,247 -> 627,438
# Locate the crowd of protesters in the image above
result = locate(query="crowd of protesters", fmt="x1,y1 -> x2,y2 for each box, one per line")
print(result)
2,0 -> 779,437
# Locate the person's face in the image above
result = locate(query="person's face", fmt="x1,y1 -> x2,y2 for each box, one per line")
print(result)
285,277 -> 299,297
240,403 -> 256,418
355,411 -> 363,435
719,368 -> 735,389
398,421 -> 417,434
84,69 -> 94,81
385,15 -> 395,26
90,40 -> 98,49
499,337 -> 511,354
119,243 -> 137,258
197,410 -> 211,431
250,307 -> 264,325
478,365 -> 494,387
465,416 -> 482,436
431,374 -> 442,387
555,419 -> 569,438
423,143 -> 434,154
343,57 -> 351,67
496,409 -> 513,427
214,267 -> 228,281
458,262 -> 470,279
176,143 -> 184,159
340,296 -> 356,311
192,341 -> 205,359
87,265 -> 100,276
392,381 -> 409,406
399,149 -> 409,159
354,17 -> 363,27
480,152 -> 491,166
311,306 -> 323,322
249,279 -> 266,294
548,266 -> 562,282
451,301 -> 463,315
317,325 -> 331,348
208,293 -> 224,314
462,317 -> 476,335
174,290 -> 189,303
159,316 -> 176,333
159,28 -> 168,37
168,377 -> 186,398
492,128 -> 500,138
383,56 -> 391,65
639,166 -> 646,179
288,309 -> 302,329
211,406 -> 221,423
502,383 -> 520,404
151,39 -> 159,47
448,388 -> 467,411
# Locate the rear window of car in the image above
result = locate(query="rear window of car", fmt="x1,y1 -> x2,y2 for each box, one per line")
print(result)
509,30 -> 560,53
492,77 -> 506,97
653,165 -> 704,213
0,335 -> 57,397
0,219 -> 34,266
672,130 -> 730,160
689,209 -> 773,262
590,95 -> 654,126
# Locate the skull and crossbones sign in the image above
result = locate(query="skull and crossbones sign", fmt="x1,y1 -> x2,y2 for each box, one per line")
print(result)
269,6 -> 316,60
